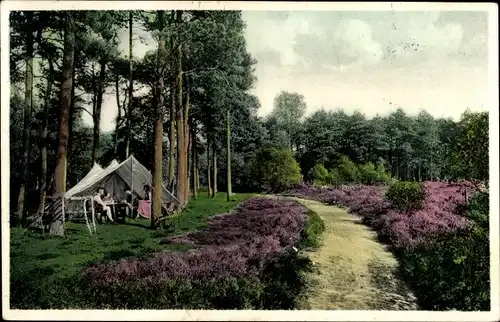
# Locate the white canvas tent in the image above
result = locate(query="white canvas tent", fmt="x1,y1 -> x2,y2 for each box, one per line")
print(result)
65,162 -> 104,197
65,155 -> 179,205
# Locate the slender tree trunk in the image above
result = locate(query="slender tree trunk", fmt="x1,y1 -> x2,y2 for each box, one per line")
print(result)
67,50 -> 77,178
183,77 -> 190,203
167,11 -> 176,192
51,12 -> 75,236
191,125 -> 198,199
90,63 -> 98,165
195,165 -> 200,193
92,61 -> 106,164
17,12 -> 34,226
186,123 -> 191,198
175,56 -> 185,203
126,11 -> 133,158
152,10 -> 166,228
226,109 -> 232,201
113,76 -> 122,157
174,11 -> 188,206
207,138 -> 212,197
212,144 -> 217,197
38,59 -> 54,216
168,82 -> 176,190
396,150 -> 400,180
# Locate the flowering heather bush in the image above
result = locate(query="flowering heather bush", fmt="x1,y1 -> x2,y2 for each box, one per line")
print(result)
85,236 -> 286,286
282,181 -> 473,249
166,197 -> 308,248
81,197 -> 314,309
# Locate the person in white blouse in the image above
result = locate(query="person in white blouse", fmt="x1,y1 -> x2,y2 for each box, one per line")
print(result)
93,187 -> 115,223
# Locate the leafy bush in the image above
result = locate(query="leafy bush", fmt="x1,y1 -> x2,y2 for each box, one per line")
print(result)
325,169 -> 341,185
336,155 -> 359,183
385,181 -> 426,212
254,148 -> 302,192
358,162 -> 378,184
399,223 -> 489,311
466,190 -> 489,229
307,157 -> 391,186
310,163 -> 329,185
375,162 -> 392,183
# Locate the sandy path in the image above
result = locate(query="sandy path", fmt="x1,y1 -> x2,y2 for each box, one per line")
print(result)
290,198 -> 419,310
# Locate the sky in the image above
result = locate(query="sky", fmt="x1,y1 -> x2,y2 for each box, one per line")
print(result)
79,10 -> 490,132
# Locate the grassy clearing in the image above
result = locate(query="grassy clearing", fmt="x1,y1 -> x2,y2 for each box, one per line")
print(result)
289,198 -> 418,310
10,192 -> 254,308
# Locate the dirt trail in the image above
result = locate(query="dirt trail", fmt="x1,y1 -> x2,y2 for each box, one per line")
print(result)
290,197 -> 419,310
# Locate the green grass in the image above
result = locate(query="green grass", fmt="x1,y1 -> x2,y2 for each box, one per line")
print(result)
10,192 -> 254,308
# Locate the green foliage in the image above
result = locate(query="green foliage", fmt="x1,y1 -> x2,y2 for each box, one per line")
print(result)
399,192 -> 490,311
253,147 -> 302,192
375,162 -> 392,183
310,164 -> 329,185
385,181 -> 425,212
296,108 -> 486,183
299,209 -> 325,250
400,226 -> 490,311
325,169 -> 341,186
270,91 -> 307,149
358,162 -> 378,184
451,111 -> 489,181
358,162 -> 391,184
465,190 -> 489,230
308,157 -> 391,186
336,156 -> 360,183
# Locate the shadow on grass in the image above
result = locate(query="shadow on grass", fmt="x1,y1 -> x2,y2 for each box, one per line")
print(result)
367,260 -> 419,310
35,252 -> 61,260
123,222 -> 151,230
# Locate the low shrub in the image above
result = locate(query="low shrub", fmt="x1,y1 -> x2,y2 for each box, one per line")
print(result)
375,162 -> 392,183
310,163 -> 329,185
336,155 -> 359,183
253,148 -> 302,192
310,157 -> 392,186
385,181 -> 426,212
466,190 -> 489,229
399,223 -> 489,311
358,162 -> 379,185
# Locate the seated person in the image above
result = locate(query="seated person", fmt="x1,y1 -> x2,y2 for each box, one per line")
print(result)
103,192 -> 115,204
93,187 -> 115,223
122,189 -> 134,217
143,184 -> 152,201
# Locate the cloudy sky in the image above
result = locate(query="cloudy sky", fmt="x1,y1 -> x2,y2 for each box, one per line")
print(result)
87,10 -> 490,132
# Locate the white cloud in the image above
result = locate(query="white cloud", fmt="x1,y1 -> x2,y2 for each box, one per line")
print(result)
330,19 -> 383,67
377,12 -> 465,64
243,11 -> 321,66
